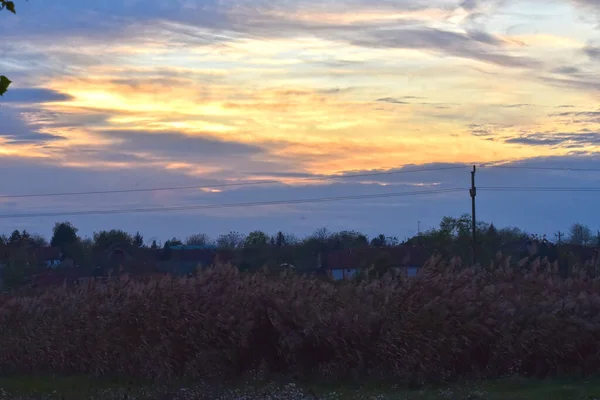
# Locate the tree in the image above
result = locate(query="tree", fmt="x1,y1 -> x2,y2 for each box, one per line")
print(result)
93,229 -> 134,250
163,237 -> 183,248
8,230 -> 21,245
329,230 -> 368,250
244,231 -> 269,248
133,231 -> 144,248
30,233 -> 48,247
274,231 -> 286,247
150,240 -> 159,249
0,0 -> 18,96
50,222 -> 79,250
311,227 -> 331,241
186,233 -> 212,246
370,234 -> 387,247
569,223 -> 593,246
216,231 -> 244,249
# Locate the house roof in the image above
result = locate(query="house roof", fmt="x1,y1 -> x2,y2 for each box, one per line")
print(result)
35,247 -> 62,261
325,246 -> 429,270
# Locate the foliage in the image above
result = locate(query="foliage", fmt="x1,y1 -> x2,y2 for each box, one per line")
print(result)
133,231 -> 144,248
0,0 -> 18,96
185,233 -> 212,246
2,258 -> 600,383
568,222 -> 594,246
50,222 -> 79,250
92,229 -> 135,250
244,230 -> 269,248
1,248 -> 37,289
163,237 -> 183,248
216,231 -> 244,250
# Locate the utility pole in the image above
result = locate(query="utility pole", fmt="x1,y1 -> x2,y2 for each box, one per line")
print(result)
555,231 -> 563,246
417,221 -> 421,236
470,165 -> 477,265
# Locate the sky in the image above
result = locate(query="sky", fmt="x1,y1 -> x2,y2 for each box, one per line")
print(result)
0,0 -> 600,244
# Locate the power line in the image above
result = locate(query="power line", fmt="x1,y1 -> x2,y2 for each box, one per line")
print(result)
0,188 -> 466,219
0,166 -> 467,200
480,186 -> 600,192
479,165 -> 600,172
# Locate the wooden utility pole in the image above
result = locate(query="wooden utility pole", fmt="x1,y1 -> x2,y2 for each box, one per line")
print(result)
555,231 -> 563,245
470,165 -> 477,264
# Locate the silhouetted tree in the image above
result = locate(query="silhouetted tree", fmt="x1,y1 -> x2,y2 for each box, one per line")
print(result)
569,223 -> 593,246
50,222 -> 78,251
186,233 -> 212,246
133,231 -> 144,248
93,229 -> 134,250
8,230 -> 21,245
216,231 -> 244,249
164,237 -> 183,248
275,231 -> 286,247
370,234 -> 387,247
244,231 -> 269,248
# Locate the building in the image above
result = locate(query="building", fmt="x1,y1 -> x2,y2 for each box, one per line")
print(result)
36,247 -> 63,268
156,246 -> 234,276
324,246 -> 428,280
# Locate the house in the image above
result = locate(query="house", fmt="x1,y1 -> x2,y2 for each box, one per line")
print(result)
36,247 -> 63,268
156,247 -> 234,276
324,246 -> 428,281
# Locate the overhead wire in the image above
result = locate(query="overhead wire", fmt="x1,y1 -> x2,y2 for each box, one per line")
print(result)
0,188 -> 466,219
0,165 -> 467,200
478,164 -> 600,172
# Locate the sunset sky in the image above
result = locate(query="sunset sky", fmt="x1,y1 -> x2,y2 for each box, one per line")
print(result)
1,0 -> 600,243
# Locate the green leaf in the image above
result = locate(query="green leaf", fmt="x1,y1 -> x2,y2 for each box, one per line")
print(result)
4,1 -> 15,14
0,75 -> 12,96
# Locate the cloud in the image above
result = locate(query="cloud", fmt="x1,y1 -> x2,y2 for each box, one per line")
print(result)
540,76 -> 600,93
500,104 -> 533,108
375,97 -> 411,104
584,46 -> 600,60
0,106 -> 65,145
551,66 -> 581,75
503,131 -> 600,147
550,110 -> 600,124
99,130 -> 266,158
0,88 -> 74,103
348,27 -> 540,68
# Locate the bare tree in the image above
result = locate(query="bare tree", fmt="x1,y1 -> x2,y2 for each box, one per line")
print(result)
568,222 -> 593,246
186,233 -> 212,246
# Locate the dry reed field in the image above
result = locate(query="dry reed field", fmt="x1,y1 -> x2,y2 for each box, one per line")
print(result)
1,257 -> 600,388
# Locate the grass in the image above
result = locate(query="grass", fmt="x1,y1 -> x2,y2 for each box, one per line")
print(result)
1,375 -> 600,399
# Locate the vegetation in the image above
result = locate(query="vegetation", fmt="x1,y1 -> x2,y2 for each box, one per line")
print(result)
2,257 -> 600,384
1,216 -> 598,290
2,374 -> 600,399
0,0 -> 17,96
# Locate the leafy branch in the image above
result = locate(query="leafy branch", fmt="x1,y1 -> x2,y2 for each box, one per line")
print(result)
0,0 -> 18,96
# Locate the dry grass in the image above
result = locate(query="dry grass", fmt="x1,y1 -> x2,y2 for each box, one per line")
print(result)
1,257 -> 600,385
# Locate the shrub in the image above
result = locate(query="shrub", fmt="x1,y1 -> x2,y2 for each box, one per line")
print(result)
1,258 -> 600,384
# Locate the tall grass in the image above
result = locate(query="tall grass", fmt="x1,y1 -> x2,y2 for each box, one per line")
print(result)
1,257 -> 600,384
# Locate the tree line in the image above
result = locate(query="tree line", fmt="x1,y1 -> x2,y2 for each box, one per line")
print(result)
0,216 -> 597,289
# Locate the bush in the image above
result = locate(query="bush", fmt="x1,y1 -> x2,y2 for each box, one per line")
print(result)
1,258 -> 600,384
